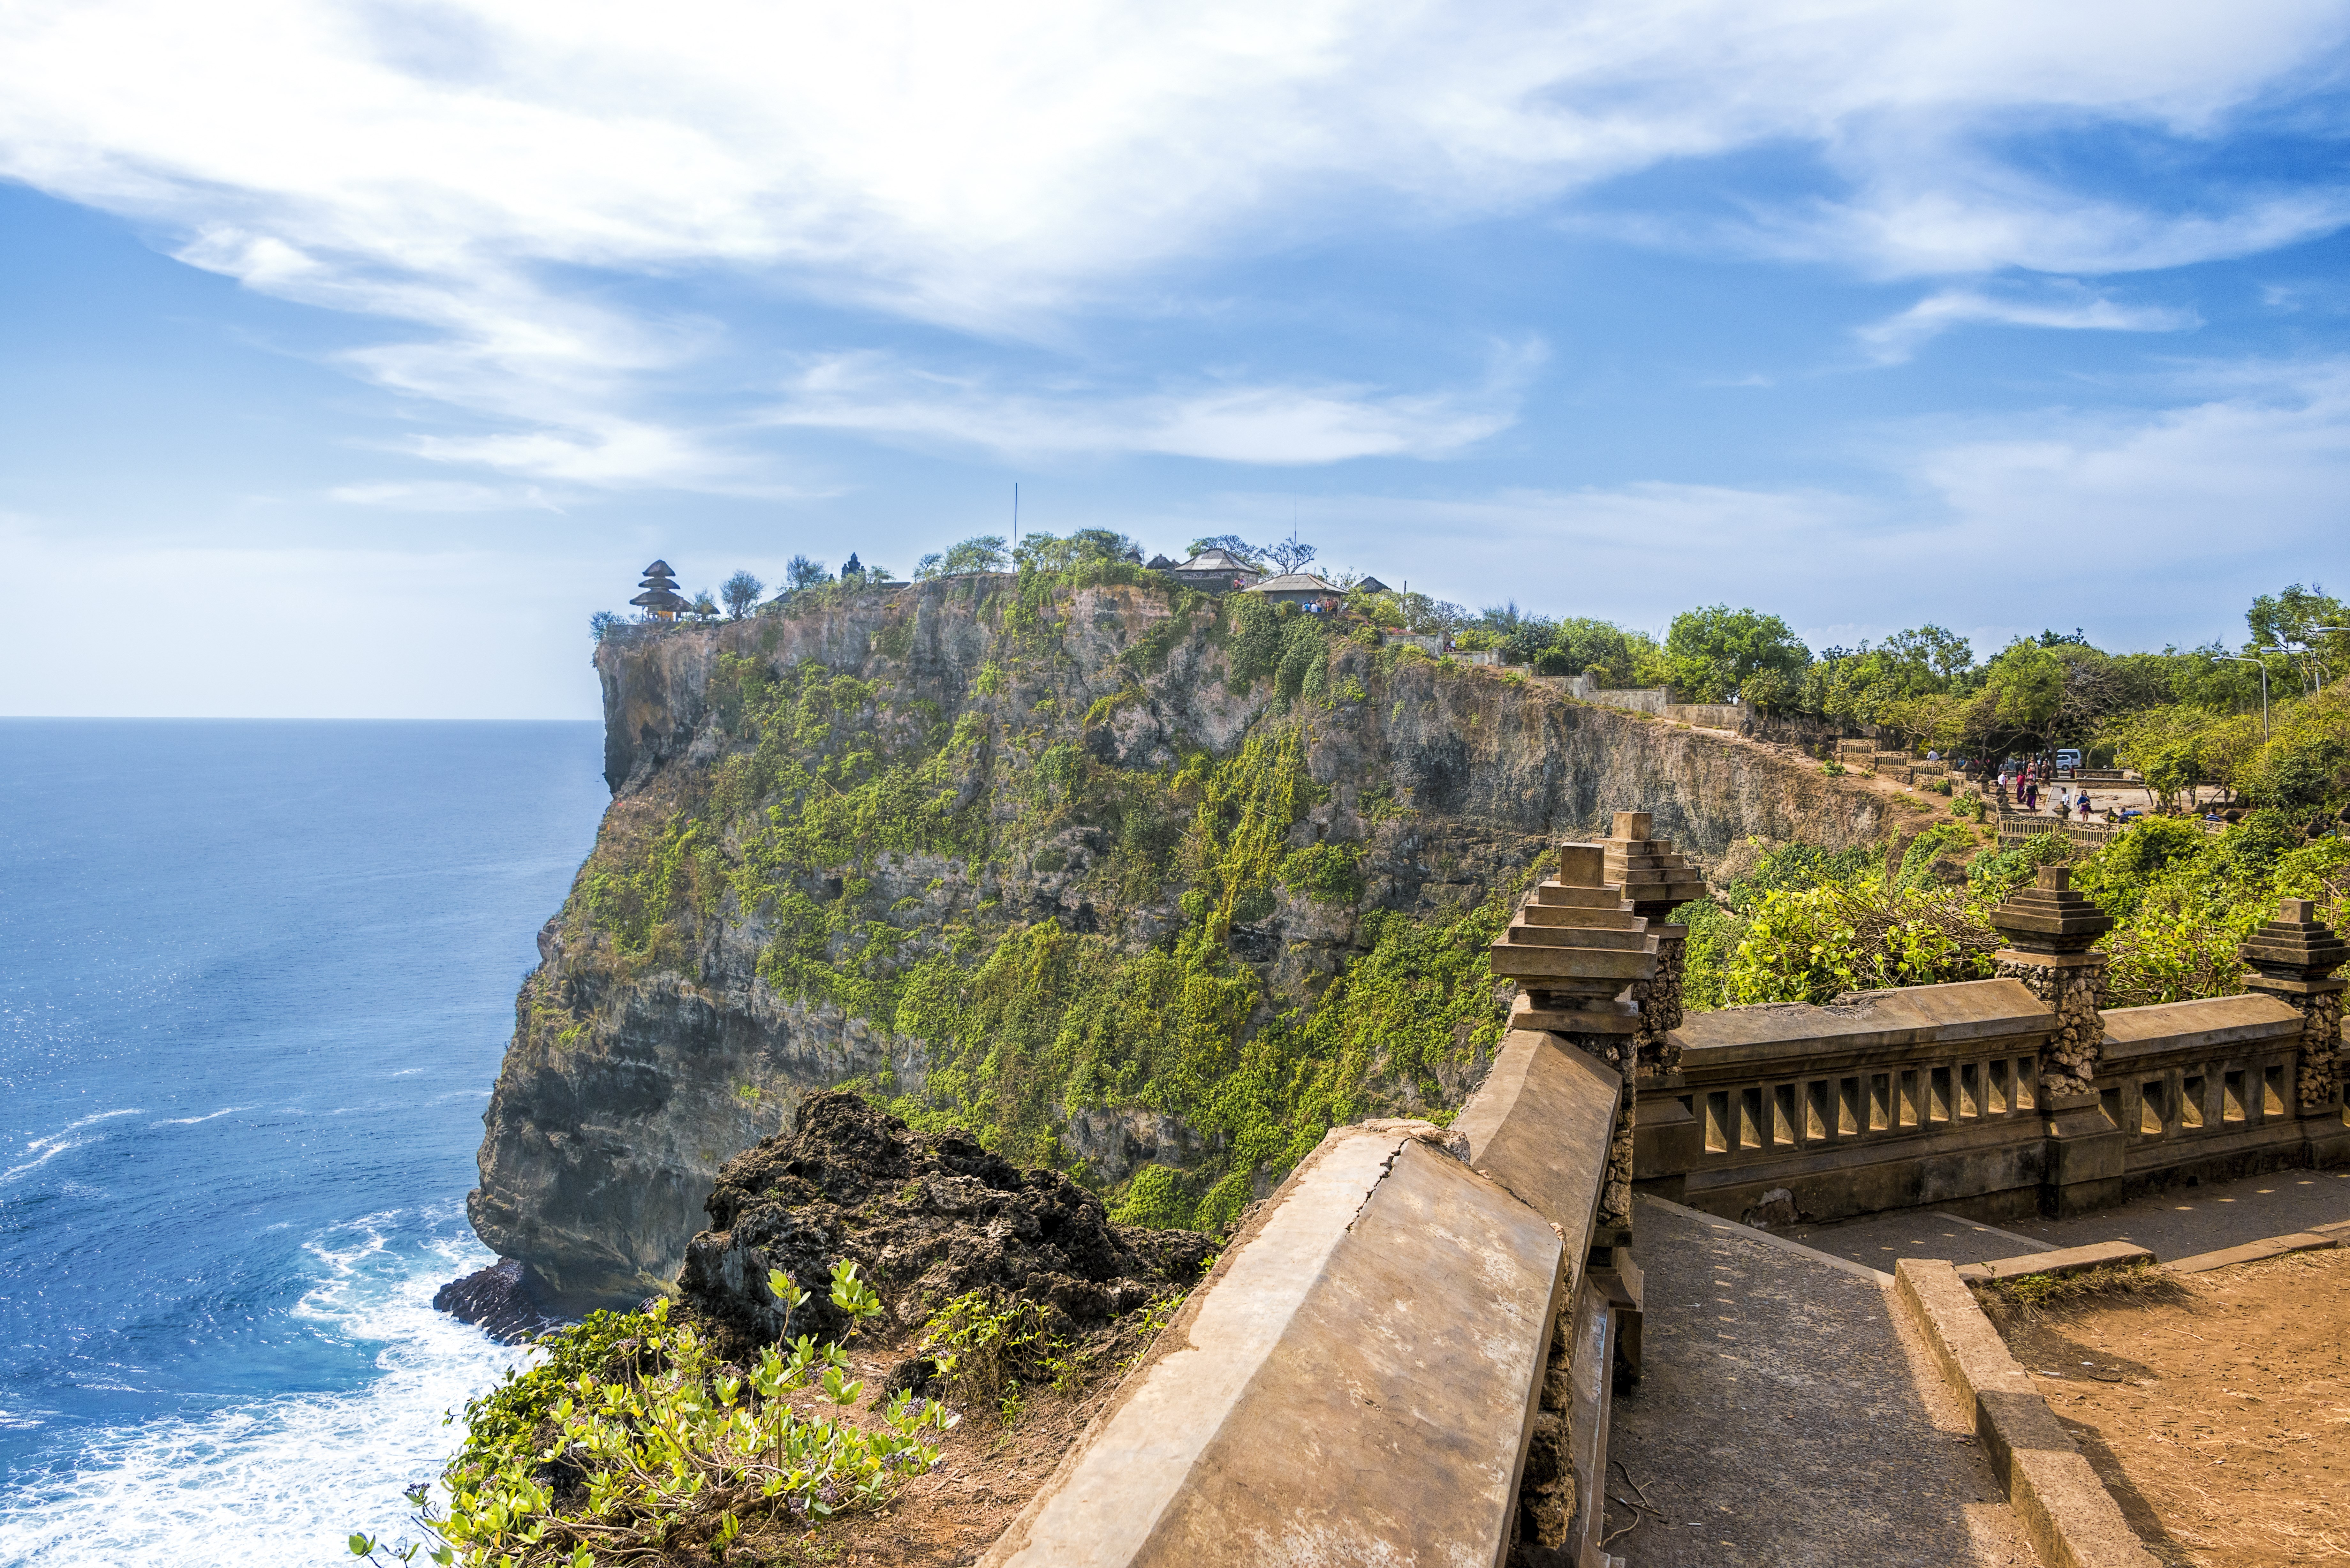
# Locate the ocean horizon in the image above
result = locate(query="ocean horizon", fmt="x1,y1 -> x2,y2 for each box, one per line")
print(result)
0,718 -> 608,1566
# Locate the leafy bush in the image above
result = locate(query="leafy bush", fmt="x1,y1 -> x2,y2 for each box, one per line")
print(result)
915,1292 -> 1073,1424
1279,841 -> 1362,905
352,1264 -> 947,1567
1108,1164 -> 1194,1228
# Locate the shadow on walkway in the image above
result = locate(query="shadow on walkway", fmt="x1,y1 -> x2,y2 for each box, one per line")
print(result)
1606,1195 -> 2038,1567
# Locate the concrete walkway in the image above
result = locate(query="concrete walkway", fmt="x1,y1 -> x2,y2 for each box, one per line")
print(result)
1607,1195 -> 2040,1566
1786,1168 -> 2350,1270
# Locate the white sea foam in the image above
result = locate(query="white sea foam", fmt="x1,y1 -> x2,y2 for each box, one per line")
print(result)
2,1111 -> 145,1186
149,1107 -> 247,1127
0,1218 -> 532,1568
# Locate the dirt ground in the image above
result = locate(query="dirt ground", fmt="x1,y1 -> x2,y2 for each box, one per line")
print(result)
1986,1249 -> 2350,1568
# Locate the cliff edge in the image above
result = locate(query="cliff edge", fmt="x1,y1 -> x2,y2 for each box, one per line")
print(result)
471,570 -> 1898,1305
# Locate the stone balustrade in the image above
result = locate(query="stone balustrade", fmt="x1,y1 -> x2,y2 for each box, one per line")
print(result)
1639,895 -> 2350,1222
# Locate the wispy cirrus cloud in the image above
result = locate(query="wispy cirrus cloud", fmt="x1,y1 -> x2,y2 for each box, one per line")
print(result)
1857,282 -> 2202,364
326,480 -> 567,512
2,1 -> 2346,488
762,342 -> 1544,464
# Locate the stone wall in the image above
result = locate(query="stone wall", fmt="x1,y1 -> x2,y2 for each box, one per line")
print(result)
983,1034 -> 1629,1568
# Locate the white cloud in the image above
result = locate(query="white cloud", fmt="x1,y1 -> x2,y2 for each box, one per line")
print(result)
1858,283 -> 2202,364
762,342 -> 1542,463
1,1 -> 2345,484
327,480 -> 567,511
1166,354 -> 2350,653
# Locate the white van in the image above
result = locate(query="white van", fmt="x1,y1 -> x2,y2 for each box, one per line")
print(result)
2055,748 -> 2082,775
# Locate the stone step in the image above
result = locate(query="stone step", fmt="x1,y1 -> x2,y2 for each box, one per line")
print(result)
1517,903 -> 1645,930
1502,923 -> 1655,952
1489,942 -> 1656,980
1954,1240 -> 2152,1284
1531,884 -> 1632,909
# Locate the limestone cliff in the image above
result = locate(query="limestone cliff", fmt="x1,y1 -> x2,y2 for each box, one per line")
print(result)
471,571 -> 1897,1305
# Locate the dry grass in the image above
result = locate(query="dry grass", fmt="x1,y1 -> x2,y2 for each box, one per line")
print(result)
1989,1247 -> 2350,1567
1975,1260 -> 2187,1319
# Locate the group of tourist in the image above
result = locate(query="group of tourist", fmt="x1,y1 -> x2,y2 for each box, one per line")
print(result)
1994,757 -> 2098,820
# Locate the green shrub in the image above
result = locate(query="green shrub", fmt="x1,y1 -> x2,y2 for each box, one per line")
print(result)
352,1265 -> 945,1568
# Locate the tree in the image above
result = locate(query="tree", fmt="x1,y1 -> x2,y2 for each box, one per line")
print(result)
1817,625 -> 1973,732
2101,705 -> 2218,810
720,570 -> 763,620
2247,582 -> 2348,695
916,536 -> 1010,578
1011,529 -> 1144,573
1664,605 -> 1810,703
589,609 -> 621,643
785,555 -> 829,592
1881,624 -> 1973,685
689,589 -> 719,621
1187,534 -> 1263,565
1264,533 -> 1317,574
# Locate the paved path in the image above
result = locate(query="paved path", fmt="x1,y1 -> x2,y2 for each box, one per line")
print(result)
1787,1168 -> 2350,1270
1607,1195 -> 2040,1567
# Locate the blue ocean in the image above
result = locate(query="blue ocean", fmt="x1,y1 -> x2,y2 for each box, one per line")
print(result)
0,720 -> 608,1566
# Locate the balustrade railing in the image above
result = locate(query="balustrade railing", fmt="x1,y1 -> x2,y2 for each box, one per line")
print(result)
1642,979 -> 2334,1221
2093,995 -> 2308,1180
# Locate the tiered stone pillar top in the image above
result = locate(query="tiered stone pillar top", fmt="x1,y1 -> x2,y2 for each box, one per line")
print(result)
1490,843 -> 1658,1034
1988,865 -> 2114,957
1597,810 -> 1708,923
2240,897 -> 2348,991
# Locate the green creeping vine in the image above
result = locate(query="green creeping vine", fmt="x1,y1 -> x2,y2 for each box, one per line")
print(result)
350,1263 -> 948,1568
548,583 -> 1517,1233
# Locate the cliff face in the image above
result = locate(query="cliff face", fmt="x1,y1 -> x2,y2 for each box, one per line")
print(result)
472,574 -> 1896,1305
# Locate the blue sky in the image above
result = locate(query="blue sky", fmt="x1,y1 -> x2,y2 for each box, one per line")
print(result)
3,1 -> 2348,718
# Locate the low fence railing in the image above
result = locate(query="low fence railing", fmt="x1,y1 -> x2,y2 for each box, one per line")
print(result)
1638,979 -> 2054,1222
1640,981 -> 2338,1224
2095,994 -> 2308,1183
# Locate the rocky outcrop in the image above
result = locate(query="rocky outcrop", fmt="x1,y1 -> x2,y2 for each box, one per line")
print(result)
678,1092 -> 1214,1356
432,1258 -> 560,1344
472,577 -> 1899,1306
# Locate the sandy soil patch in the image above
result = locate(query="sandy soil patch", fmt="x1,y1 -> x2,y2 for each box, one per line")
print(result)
1987,1249 -> 2350,1567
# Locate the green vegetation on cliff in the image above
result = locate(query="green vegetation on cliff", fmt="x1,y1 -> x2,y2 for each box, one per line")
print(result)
543,571 -> 1515,1232
1679,812 -> 2350,1011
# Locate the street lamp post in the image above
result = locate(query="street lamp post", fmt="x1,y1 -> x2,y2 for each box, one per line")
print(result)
2313,627 -> 2348,693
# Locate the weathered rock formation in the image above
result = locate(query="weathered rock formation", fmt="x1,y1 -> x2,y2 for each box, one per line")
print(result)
471,575 -> 1898,1305
678,1091 -> 1214,1356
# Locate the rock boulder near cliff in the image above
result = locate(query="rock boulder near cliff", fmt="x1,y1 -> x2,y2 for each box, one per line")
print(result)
677,1090 -> 1214,1357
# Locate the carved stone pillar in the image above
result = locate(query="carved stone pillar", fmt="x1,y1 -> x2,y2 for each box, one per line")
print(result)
1600,810 -> 1708,1083
2239,899 -> 2350,1163
1989,866 -> 2121,1217
1989,866 -> 2114,1098
1490,842 -> 1657,1245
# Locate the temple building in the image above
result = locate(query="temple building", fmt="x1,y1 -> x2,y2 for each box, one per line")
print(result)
1244,570 -> 1343,609
1165,548 -> 1262,593
630,559 -> 689,621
